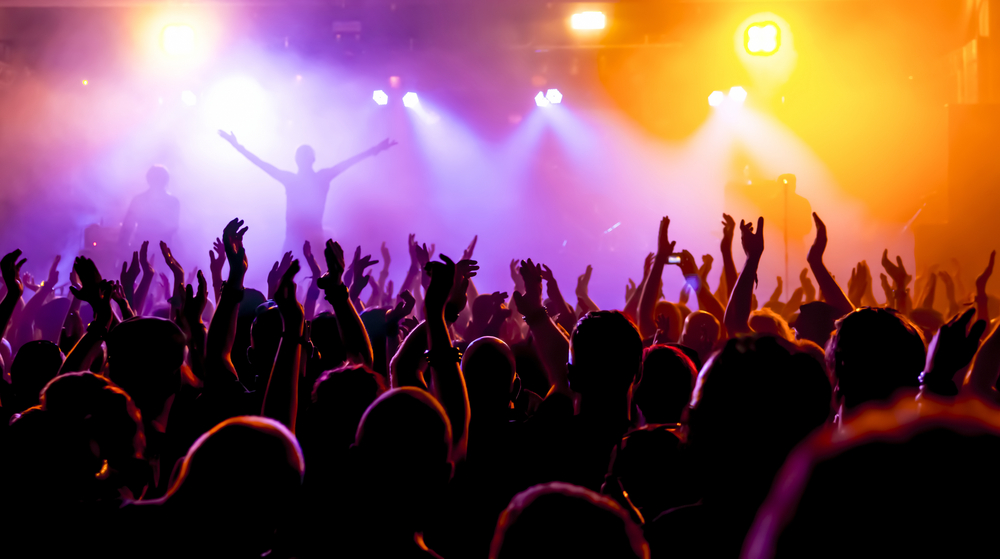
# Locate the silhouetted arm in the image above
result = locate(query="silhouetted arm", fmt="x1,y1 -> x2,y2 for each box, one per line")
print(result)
678,251 -> 726,324
318,240 -> 374,369
218,130 -> 295,184
390,321 -> 428,389
262,261 -> 303,431
205,219 -> 249,384
807,213 -> 854,318
975,251 -> 995,325
512,259 -> 572,397
724,218 -> 764,336
0,250 -> 26,342
721,214 -> 738,299
318,138 -> 397,180
639,217 -> 675,340
60,258 -> 112,375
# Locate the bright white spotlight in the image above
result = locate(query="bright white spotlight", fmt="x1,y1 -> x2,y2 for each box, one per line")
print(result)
745,22 -> 780,55
402,92 -> 419,108
534,92 -> 551,107
162,24 -> 195,56
729,86 -> 748,105
708,91 -> 725,107
373,90 -> 389,106
181,90 -> 197,106
545,89 -> 563,104
571,11 -> 606,30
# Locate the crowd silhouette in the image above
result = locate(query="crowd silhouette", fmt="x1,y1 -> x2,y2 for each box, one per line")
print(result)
2,165 -> 1000,558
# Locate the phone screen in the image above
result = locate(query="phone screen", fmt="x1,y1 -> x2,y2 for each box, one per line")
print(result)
667,255 -> 681,264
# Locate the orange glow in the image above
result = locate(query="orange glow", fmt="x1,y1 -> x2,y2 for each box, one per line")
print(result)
571,11 -> 606,30
746,22 -> 780,55
734,13 -> 797,93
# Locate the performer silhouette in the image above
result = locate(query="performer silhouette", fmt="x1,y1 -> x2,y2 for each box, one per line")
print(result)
119,165 -> 180,250
219,131 -> 397,250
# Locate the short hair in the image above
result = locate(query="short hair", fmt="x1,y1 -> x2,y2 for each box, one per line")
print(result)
355,388 -> 452,470
570,311 -> 644,389
826,307 -> 926,409
490,482 -> 649,559
146,165 -> 170,188
750,308 -> 794,341
11,340 -> 65,407
633,345 -> 697,424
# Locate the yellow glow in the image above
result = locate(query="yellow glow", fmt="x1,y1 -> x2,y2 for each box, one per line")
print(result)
81,79 -> 88,86
746,23 -> 780,55
161,24 -> 195,56
708,91 -> 725,107
734,13 -> 797,93
571,11 -> 606,30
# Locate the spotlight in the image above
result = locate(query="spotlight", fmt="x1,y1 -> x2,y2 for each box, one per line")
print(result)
373,90 -> 389,106
402,92 -> 419,108
181,90 -> 197,106
161,24 -> 195,56
545,89 -> 563,104
745,22 -> 780,55
708,91 -> 725,107
81,79 -> 88,86
534,92 -> 551,107
729,86 -> 748,105
571,11 -> 606,30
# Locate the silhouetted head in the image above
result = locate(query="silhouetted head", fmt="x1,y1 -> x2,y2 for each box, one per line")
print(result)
633,345 -> 697,424
295,144 -> 316,170
11,340 -> 65,408
826,307 -> 925,410
750,308 -> 794,341
490,482 -> 649,559
352,388 -> 453,529
652,301 -> 682,343
602,426 -> 689,518
688,336 -> 831,501
569,311 -> 643,398
680,310 -> 720,363
146,165 -> 170,190
745,396 -> 1000,559
792,301 -> 839,347
37,297 -> 72,342
249,304 -> 283,369
311,312 -> 347,367
167,416 -> 304,551
462,336 -> 517,417
309,364 -> 387,455
106,318 -> 186,421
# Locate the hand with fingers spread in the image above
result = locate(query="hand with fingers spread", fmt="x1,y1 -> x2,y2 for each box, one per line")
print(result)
121,250 -> 140,302
209,237 -> 226,278
319,240 -> 346,290
770,277 -> 784,303
575,265 -> 593,301
848,263 -> 869,308
268,251 -> 294,299
739,217 -> 765,260
222,218 -> 249,283
655,216 -> 676,264
1,249 -> 27,300
881,249 -> 912,291
445,258 -> 479,322
510,259 -> 525,294
511,259 -> 544,316
721,213 -> 736,251
160,241 -> 185,304
302,240 -> 323,278
349,246 -> 380,303
184,271 -> 208,327
22,273 -> 38,293
625,279 -> 638,303
462,235 -> 478,262
424,255 -> 457,318
920,307 -> 987,396
386,289 -> 416,330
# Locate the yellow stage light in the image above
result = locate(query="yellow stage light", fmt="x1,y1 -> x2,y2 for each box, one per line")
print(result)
162,24 -> 195,56
571,12 -> 606,30
745,22 -> 780,55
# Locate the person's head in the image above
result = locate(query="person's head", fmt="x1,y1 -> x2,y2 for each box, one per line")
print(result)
146,165 -> 170,190
106,318 -> 186,421
569,311 -> 643,400
744,396 -> 1000,559
167,416 -> 304,552
652,301 -> 682,343
490,482 -> 649,559
680,310 -> 720,363
602,426 -> 690,518
688,336 -> 831,500
295,144 -> 316,170
826,307 -> 925,410
309,364 -> 387,454
11,340 -> 65,408
311,312 -> 347,367
633,345 -> 697,424
750,308 -> 794,341
249,303 -> 283,370
352,388 -> 453,530
462,336 -> 518,418
792,301 -> 838,348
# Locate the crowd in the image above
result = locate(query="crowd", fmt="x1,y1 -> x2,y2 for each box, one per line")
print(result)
2,207 -> 1000,558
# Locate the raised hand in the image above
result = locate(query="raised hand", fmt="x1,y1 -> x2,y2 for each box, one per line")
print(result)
407,234 -> 418,270
739,217 -> 765,259
70,256 -> 107,308
699,254 -> 714,280
268,251 -> 294,299
424,255 -> 457,317
921,307 -> 987,396
414,242 -> 431,269
22,273 -> 38,292
184,270 -> 208,325
274,260 -> 304,324
807,213 -> 828,265
656,216 -> 676,261
222,218 -> 249,281
446,259 -> 480,319
800,268 -> 816,302
375,138 -> 399,154
770,276 -> 783,303
976,250 -> 995,295
643,252 -> 655,280
209,238 -> 226,277
320,240 -> 347,288
625,278 -> 637,303
349,246 -> 380,302
380,241 -> 392,270
848,263 -> 868,307
510,258 -> 525,294
881,249 -> 911,290
139,240 -> 154,275
301,240 -> 323,279
880,273 -> 893,306
386,289 -> 416,327
1,249 -> 27,297
462,235 -> 478,261
511,259 -> 544,315
218,130 -> 239,146
121,250 -> 140,292
721,213 -> 736,249
575,265 -> 593,300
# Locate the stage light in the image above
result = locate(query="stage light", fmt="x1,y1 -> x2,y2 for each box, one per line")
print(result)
181,90 -> 197,106
402,92 -> 419,108
535,92 -> 550,107
571,11 -> 606,30
373,90 -> 389,106
708,91 -> 725,107
545,89 -> 563,104
81,79 -> 88,86
729,86 -> 748,105
161,24 -> 195,56
745,22 -> 780,55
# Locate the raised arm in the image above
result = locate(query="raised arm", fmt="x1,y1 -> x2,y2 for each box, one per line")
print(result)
975,251 -> 995,325
678,250 -> 726,324
0,250 -> 26,340
511,259 -> 572,397
882,249 -> 913,315
539,264 -> 577,334
720,213 -> 738,299
639,217 -> 675,340
806,212 -> 854,318
218,130 -> 295,183
262,260 -> 304,431
724,217 -> 764,336
205,218 -> 249,383
317,240 -> 374,368
424,255 -> 471,458
318,138 -> 397,180
133,241 -> 155,317
60,258 -> 113,375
